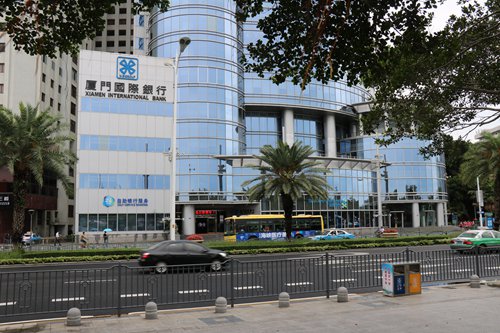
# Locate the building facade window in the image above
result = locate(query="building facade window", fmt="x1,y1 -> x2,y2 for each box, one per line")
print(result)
119,29 -> 126,36
68,205 -> 74,218
107,41 -> 115,47
0,84 -> 4,94
71,102 -> 76,115
119,40 -> 126,47
107,30 -> 115,36
80,135 -> 170,153
70,120 -> 76,133
79,173 -> 169,189
96,41 -> 102,48
0,43 -> 5,52
0,63 -> 4,73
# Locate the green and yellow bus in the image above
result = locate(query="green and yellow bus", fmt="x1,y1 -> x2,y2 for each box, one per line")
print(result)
224,214 -> 324,242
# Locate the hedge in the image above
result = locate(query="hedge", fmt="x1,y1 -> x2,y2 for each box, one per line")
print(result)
0,235 -> 453,265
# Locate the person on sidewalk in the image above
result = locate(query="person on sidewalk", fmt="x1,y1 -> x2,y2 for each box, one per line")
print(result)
103,231 -> 109,247
54,231 -> 62,247
80,232 -> 88,248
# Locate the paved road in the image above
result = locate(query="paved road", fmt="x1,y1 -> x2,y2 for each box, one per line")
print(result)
0,246 -> 499,322
2,283 -> 500,333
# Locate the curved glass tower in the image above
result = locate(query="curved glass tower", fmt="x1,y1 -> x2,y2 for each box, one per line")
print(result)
148,1 -> 448,233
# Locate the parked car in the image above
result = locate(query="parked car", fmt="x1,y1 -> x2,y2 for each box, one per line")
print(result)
309,229 -> 356,241
450,229 -> 500,252
138,240 -> 229,273
21,232 -> 42,245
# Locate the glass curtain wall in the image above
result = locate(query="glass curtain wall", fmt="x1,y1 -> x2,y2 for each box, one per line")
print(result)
149,1 -> 245,201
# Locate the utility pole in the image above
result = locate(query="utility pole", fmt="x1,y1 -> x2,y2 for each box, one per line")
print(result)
477,177 -> 484,228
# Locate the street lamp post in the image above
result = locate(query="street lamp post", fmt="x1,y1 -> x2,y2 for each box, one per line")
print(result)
28,209 -> 34,233
168,37 -> 191,241
375,141 -> 383,228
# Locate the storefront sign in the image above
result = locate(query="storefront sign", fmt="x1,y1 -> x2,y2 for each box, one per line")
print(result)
0,194 -> 11,207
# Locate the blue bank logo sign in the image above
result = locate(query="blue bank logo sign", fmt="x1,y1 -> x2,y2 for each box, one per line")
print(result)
116,57 -> 139,80
103,196 -> 115,207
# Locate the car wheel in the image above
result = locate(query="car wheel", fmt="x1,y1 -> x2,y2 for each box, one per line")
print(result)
248,236 -> 259,241
155,262 -> 168,274
210,260 -> 222,272
295,234 -> 303,239
478,244 -> 487,254
456,250 -> 464,254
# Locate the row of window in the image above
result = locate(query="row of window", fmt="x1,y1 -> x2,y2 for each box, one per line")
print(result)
79,135 -> 171,153
79,174 -> 170,189
80,97 -> 173,117
78,213 -> 167,232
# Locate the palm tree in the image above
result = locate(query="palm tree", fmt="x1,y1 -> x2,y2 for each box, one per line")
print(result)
0,103 -> 76,244
460,132 -> 500,230
242,141 -> 331,239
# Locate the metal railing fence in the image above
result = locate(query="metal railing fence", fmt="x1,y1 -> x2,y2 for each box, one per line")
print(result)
0,247 -> 498,322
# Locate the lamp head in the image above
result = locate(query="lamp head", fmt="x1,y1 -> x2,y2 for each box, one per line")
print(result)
179,37 -> 191,53
28,209 -> 34,214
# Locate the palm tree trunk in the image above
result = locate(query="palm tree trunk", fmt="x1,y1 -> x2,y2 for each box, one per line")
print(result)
494,171 -> 500,231
12,178 -> 28,245
281,193 -> 294,240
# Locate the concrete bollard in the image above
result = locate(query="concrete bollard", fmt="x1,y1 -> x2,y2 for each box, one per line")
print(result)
215,297 -> 227,313
470,275 -> 481,288
145,301 -> 158,319
337,287 -> 349,302
66,307 -> 81,326
278,292 -> 290,308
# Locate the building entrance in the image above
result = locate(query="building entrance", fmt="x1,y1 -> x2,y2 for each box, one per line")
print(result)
194,210 -> 220,233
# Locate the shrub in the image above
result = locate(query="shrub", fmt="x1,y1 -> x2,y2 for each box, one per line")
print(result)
186,234 -> 204,242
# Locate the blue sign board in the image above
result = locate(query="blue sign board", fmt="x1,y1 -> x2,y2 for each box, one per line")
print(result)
116,57 -> 139,80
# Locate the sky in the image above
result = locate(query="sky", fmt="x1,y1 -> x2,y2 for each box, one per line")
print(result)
430,0 -> 500,142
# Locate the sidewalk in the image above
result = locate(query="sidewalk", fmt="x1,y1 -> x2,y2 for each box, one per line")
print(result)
1,282 -> 499,333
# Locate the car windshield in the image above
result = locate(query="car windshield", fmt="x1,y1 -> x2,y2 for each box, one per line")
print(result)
458,232 -> 479,238
146,242 -> 167,251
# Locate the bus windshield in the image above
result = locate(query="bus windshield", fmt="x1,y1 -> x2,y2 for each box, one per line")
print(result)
224,215 -> 324,241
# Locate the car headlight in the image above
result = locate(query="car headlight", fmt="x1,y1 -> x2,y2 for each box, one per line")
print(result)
220,252 -> 227,257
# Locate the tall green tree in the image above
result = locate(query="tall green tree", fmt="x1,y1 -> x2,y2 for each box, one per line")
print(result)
0,0 -> 171,57
459,133 -> 500,229
442,135 -> 474,220
0,104 -> 76,243
242,141 -> 330,240
363,0 -> 499,155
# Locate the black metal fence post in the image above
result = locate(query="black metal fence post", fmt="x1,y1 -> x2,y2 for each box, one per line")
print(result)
230,258 -> 235,307
325,252 -> 330,298
117,263 -> 122,317
474,246 -> 480,276
405,247 -> 410,262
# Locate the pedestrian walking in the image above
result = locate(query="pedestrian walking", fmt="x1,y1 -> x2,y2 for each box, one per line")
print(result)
103,231 -> 109,247
54,231 -> 62,247
80,232 -> 88,248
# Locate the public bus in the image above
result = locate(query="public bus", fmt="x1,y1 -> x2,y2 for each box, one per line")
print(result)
224,214 -> 324,242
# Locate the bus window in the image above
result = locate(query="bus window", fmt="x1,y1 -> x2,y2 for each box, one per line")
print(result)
224,219 -> 235,235
246,220 -> 260,233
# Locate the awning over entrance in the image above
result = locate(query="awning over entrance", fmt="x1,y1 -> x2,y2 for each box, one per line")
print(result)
214,155 -> 389,171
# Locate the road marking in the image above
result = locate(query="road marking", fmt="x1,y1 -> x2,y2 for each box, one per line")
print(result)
332,278 -> 356,282
64,279 -> 117,284
51,297 -> 85,302
207,272 -> 253,277
178,290 -> 209,294
285,282 -> 313,286
288,256 -> 323,261
234,286 -> 263,290
120,293 -> 149,298
0,301 -> 16,306
451,268 -> 475,272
